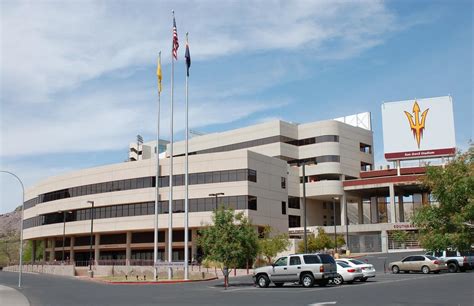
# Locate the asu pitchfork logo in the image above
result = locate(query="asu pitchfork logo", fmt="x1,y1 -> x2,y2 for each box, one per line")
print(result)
404,101 -> 429,149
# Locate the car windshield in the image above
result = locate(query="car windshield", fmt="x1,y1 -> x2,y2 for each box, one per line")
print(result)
337,262 -> 350,268
349,259 -> 365,265
426,255 -> 437,260
319,254 -> 336,264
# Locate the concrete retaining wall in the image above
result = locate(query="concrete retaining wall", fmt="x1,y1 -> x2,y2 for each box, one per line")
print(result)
3,264 -> 75,277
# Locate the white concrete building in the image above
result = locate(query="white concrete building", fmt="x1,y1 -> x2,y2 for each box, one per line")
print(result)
22,119 -> 374,264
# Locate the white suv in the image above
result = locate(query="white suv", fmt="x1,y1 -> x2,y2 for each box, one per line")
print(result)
253,253 -> 337,288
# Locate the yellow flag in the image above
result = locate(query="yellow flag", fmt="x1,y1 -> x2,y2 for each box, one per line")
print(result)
156,53 -> 162,93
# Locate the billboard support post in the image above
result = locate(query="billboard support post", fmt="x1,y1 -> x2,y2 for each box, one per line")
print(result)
396,160 -> 401,176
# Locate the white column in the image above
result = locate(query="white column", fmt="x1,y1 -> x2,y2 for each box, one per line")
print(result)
381,230 -> 388,253
340,194 -> 347,226
126,232 -> 132,265
370,197 -> 378,224
389,184 -> 396,223
398,195 -> 405,222
357,200 -> 364,224
49,239 -> 55,262
191,229 -> 197,262
94,233 -> 100,265
70,236 -> 75,262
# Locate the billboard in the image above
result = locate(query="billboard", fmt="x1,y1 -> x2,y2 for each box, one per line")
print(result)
382,96 -> 456,160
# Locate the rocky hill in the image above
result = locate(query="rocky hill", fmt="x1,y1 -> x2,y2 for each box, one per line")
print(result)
0,207 -> 21,237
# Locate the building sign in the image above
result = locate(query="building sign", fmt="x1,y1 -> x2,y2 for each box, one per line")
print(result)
382,96 -> 456,160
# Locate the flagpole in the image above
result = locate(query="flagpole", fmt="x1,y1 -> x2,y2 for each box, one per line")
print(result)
184,32 -> 189,281
154,51 -> 162,281
168,10 -> 175,280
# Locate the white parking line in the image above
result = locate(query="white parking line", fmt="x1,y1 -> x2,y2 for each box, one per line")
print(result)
308,302 -> 337,305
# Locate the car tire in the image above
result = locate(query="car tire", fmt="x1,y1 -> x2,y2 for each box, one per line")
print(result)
301,273 -> 315,288
421,266 -> 430,274
333,274 -> 343,285
359,277 -> 368,282
392,265 -> 400,274
447,262 -> 458,273
257,274 -> 270,288
274,282 -> 284,287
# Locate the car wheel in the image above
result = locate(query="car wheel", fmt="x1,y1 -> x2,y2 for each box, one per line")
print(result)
301,273 -> 315,288
257,275 -> 270,288
422,266 -> 430,274
333,274 -> 343,285
392,265 -> 400,274
274,282 -> 284,287
447,262 -> 458,273
359,277 -> 368,282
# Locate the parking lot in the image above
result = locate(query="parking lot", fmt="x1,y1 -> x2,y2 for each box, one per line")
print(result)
1,266 -> 473,306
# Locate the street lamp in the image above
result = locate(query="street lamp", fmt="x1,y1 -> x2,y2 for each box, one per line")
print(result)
87,201 -> 95,275
60,210 -> 73,262
209,193 -> 224,210
302,162 -> 307,254
333,197 -> 339,255
1,170 -> 25,288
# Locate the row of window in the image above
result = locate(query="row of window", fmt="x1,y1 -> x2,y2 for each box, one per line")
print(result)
23,195 -> 258,229
286,135 -> 339,146
288,155 -> 340,167
188,134 -> 339,156
26,169 -> 257,209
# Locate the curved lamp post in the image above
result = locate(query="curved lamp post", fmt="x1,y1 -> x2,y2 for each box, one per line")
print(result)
1,170 -> 25,288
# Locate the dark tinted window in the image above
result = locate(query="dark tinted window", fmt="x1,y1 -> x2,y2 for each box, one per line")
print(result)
303,255 -> 321,264
426,255 -> 437,260
274,257 -> 287,266
289,256 -> 301,265
319,254 -> 336,264
413,256 -> 425,261
446,250 -> 457,257
402,256 -> 414,262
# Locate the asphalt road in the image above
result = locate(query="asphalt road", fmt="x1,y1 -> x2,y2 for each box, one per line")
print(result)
1,267 -> 473,306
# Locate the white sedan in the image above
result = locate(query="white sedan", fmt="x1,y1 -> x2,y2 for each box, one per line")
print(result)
332,261 -> 364,285
336,259 -> 376,281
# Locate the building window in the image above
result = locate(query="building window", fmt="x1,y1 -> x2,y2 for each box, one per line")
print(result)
361,161 -> 372,171
288,215 -> 301,228
288,197 -> 300,209
323,202 -> 327,209
360,143 -> 371,154
281,177 -> 286,189
282,202 -> 286,215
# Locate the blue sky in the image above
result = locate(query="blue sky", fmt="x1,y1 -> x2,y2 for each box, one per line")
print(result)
1,0 -> 472,213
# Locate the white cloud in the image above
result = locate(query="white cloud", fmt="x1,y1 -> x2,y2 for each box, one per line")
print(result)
1,0 -> 400,159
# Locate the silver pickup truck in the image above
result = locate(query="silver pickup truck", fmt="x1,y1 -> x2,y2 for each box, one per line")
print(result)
253,253 -> 337,288
425,250 -> 474,273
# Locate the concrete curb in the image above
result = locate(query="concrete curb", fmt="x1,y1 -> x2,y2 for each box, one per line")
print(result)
78,276 -> 219,285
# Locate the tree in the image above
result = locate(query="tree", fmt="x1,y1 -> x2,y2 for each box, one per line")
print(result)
258,225 -> 291,263
297,228 -> 346,253
198,207 -> 259,287
412,147 -> 474,251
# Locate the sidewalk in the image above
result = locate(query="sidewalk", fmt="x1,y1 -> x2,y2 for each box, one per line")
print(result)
0,285 -> 30,306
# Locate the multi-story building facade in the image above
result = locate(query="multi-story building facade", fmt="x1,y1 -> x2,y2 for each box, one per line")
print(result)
22,119 -> 374,264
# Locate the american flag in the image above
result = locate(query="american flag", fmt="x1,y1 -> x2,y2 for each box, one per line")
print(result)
172,16 -> 179,60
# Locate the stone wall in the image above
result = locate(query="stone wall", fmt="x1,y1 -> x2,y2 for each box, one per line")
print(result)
3,264 -> 75,277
